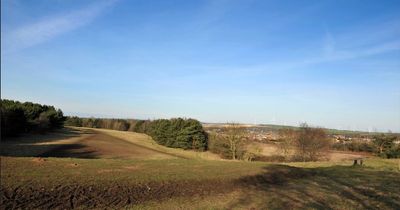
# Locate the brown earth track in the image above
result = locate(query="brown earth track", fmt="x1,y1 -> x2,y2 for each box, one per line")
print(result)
37,131 -> 182,159
0,179 -> 234,209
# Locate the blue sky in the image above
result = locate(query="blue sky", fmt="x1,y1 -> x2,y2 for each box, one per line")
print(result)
1,0 -> 400,132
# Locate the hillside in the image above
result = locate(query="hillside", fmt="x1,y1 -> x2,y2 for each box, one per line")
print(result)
1,128 -> 400,209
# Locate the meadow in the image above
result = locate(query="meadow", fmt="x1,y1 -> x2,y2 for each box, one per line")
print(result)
1,127 -> 399,209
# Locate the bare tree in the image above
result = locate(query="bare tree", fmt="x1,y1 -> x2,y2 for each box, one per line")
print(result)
295,123 -> 331,161
223,123 -> 247,160
278,128 -> 297,159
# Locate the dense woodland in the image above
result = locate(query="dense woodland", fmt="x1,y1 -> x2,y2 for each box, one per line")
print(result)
1,99 -> 65,137
65,117 -> 208,150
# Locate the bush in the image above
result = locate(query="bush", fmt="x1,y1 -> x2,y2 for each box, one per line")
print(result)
373,134 -> 400,158
148,118 -> 207,150
385,145 -> 400,158
207,132 -> 231,158
333,140 -> 374,153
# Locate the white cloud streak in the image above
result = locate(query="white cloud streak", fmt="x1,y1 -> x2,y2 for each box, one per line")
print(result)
3,0 -> 118,53
203,17 -> 400,76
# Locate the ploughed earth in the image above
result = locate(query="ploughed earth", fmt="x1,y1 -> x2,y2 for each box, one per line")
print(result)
0,177 -> 235,209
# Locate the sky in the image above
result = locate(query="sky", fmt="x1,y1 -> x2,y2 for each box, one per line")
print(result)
1,0 -> 400,132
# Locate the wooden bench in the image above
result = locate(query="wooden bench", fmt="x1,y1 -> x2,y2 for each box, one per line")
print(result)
353,158 -> 364,166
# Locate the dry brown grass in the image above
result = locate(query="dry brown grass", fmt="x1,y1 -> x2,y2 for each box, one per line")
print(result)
251,141 -> 371,161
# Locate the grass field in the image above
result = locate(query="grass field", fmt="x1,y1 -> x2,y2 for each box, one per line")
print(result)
1,128 -> 400,209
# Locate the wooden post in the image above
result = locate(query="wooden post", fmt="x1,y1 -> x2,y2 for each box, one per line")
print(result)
353,158 -> 364,166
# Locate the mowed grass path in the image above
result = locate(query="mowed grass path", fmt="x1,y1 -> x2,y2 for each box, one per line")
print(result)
1,128 -> 400,209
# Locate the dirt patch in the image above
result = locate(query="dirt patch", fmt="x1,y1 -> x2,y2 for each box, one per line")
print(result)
66,163 -> 80,167
0,179 -> 234,209
31,157 -> 47,164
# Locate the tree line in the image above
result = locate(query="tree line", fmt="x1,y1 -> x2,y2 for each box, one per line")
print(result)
65,117 -> 208,150
1,99 -> 65,137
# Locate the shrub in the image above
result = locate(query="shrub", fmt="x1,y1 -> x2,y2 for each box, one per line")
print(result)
385,145 -> 400,158
333,140 -> 374,153
148,118 -> 207,150
207,132 -> 231,158
373,134 -> 400,158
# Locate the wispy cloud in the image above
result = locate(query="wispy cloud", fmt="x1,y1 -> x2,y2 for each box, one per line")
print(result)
317,17 -> 400,64
316,40 -> 400,63
3,0 -> 118,53
200,17 -> 400,76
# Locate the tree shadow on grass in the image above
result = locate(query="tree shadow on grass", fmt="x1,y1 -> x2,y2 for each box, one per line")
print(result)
37,143 -> 99,159
230,164 -> 400,209
0,127 -> 97,157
